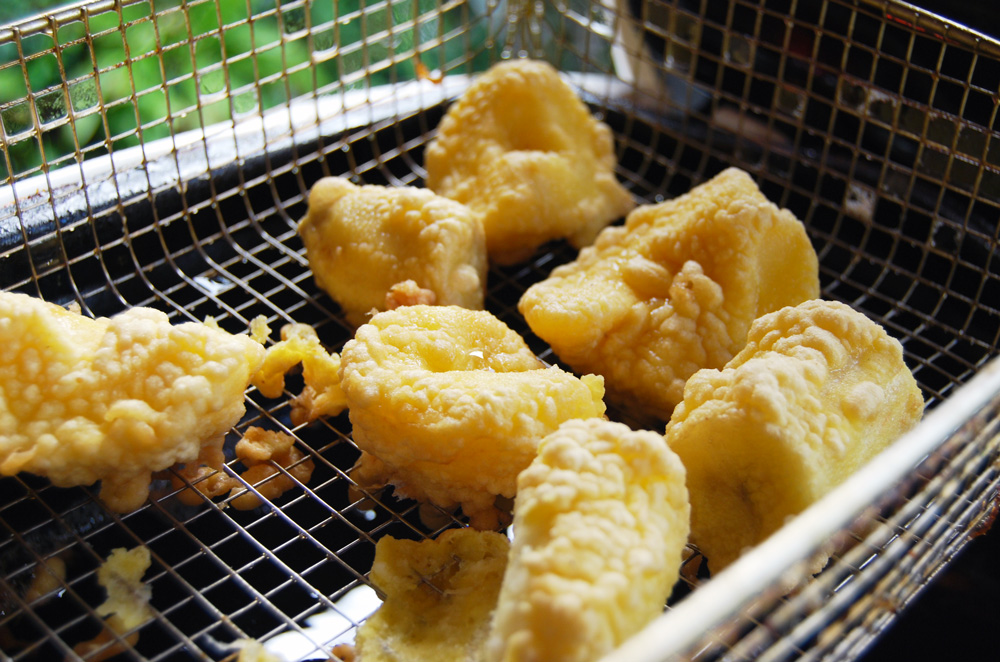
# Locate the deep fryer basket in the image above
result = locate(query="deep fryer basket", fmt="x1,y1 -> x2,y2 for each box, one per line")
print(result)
1,0 -> 999,660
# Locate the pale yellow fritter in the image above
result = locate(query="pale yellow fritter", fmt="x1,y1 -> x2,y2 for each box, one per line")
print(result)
299,177 -> 487,326
355,528 -> 509,662
424,59 -> 635,264
0,292 -> 265,512
518,167 -> 819,423
94,546 -> 154,631
74,546 -> 153,660
665,299 -> 925,574
485,419 -> 690,662
339,305 -> 607,529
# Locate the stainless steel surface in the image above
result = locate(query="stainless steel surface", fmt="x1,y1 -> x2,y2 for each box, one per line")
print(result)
1,1 -> 999,660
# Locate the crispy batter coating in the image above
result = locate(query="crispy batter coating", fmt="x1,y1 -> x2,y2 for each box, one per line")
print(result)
424,59 -> 636,264
339,305 -> 607,529
234,425 -> 295,462
0,292 -> 265,512
252,323 -> 347,425
299,177 -> 487,326
665,299 -> 925,573
356,528 -> 509,662
485,419 -> 690,662
518,167 -> 819,423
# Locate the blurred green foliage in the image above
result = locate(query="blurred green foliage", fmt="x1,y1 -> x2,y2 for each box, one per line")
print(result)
0,0 -> 493,181
0,0 -> 71,25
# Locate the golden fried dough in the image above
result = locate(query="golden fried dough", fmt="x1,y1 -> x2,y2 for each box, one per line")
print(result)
425,58 -> 635,264
519,167 -> 819,423
299,177 -> 487,326
0,292 -> 265,511
356,528 -> 509,662
665,299 -> 924,573
485,419 -> 690,662
339,305 -> 606,528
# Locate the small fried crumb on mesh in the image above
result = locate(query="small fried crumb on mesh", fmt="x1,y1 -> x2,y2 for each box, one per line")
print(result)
235,426 -> 295,463
331,643 -> 357,662
25,555 -> 66,603
167,444 -> 237,506
168,427 -> 314,510
221,638 -> 355,662
384,279 -> 437,309
229,442 -> 314,511
414,58 -> 444,84
228,639 -> 283,662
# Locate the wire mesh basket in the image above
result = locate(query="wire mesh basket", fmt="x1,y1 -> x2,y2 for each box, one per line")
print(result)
1,0 -> 999,660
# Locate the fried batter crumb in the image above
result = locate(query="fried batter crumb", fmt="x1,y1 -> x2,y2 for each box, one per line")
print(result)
25,555 -> 66,603
229,442 -> 314,511
331,643 -> 357,662
235,426 -> 295,463
169,427 -> 314,510
414,58 -> 444,84
384,279 -> 437,309
249,315 -> 271,344
168,443 -> 238,506
251,323 -> 348,425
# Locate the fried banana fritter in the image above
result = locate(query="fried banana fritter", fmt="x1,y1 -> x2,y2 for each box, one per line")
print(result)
665,299 -> 925,573
485,418 -> 690,662
424,59 -> 635,264
0,292 -> 265,512
355,528 -> 509,662
299,177 -> 487,326
339,305 -> 607,529
519,167 -> 819,423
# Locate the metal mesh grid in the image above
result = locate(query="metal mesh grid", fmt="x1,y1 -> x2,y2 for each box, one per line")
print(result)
1,0 -> 999,660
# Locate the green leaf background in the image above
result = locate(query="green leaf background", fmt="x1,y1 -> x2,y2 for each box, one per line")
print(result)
1,0 -> 495,180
